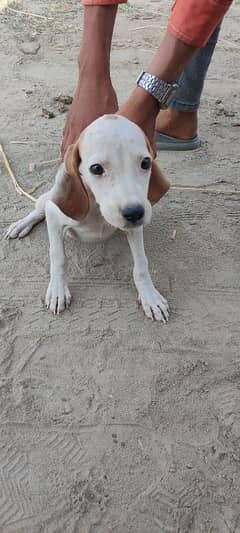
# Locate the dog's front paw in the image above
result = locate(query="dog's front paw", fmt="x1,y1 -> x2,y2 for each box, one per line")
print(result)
139,287 -> 169,322
45,275 -> 71,314
6,219 -> 34,239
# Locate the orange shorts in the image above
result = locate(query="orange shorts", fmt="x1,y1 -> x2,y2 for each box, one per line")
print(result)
168,0 -> 233,47
82,0 -> 233,47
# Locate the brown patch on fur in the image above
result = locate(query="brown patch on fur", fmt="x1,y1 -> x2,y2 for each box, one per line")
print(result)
144,133 -> 156,159
144,133 -> 170,204
56,136 -> 89,220
148,161 -> 170,204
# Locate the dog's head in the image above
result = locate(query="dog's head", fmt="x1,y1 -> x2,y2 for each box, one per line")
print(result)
65,115 -> 167,229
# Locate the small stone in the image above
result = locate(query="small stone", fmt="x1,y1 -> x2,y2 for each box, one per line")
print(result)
92,256 -> 105,267
29,162 -> 36,172
216,98 -> 222,104
63,402 -> 72,414
224,110 -> 236,117
54,94 -> 73,105
20,41 -> 40,55
57,102 -> 67,114
215,102 -> 225,115
41,108 -> 55,119
84,487 -> 97,502
97,362 -> 105,373
218,452 -> 227,461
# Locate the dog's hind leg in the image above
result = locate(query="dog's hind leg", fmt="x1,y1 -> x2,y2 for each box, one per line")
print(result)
5,185 -> 57,240
5,163 -> 68,240
5,208 -> 45,239
5,183 -> 60,240
5,165 -> 68,240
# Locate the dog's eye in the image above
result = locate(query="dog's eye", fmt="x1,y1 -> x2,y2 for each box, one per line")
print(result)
141,157 -> 151,170
90,164 -> 104,175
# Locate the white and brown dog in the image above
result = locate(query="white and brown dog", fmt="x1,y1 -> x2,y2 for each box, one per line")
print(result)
6,115 -> 170,321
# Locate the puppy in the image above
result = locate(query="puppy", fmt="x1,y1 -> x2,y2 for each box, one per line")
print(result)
6,115 -> 169,321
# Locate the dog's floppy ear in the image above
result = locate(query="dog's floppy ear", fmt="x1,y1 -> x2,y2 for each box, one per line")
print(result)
144,134 -> 156,160
58,140 -> 89,220
65,141 -> 81,181
144,134 -> 170,205
148,161 -> 170,204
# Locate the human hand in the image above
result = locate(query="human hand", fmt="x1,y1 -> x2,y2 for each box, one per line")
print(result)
118,87 -> 159,147
61,76 -> 118,159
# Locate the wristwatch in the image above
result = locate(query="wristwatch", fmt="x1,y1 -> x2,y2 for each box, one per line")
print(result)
136,71 -> 180,109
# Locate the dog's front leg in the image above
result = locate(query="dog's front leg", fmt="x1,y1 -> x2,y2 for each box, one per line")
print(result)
45,200 -> 78,314
126,226 -> 169,322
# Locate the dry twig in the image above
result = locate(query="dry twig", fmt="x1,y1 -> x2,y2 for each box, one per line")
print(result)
27,182 -> 46,195
0,142 -> 36,202
170,229 -> 177,241
37,158 -> 60,167
171,184 -> 240,195
7,7 -> 53,19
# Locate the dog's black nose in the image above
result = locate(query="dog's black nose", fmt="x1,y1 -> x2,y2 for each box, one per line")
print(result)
122,204 -> 145,223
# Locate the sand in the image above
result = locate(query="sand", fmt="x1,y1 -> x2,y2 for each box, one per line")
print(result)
0,0 -> 240,531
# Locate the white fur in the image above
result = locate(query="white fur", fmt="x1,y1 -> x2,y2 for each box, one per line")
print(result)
79,116 -> 152,230
5,115 -> 169,321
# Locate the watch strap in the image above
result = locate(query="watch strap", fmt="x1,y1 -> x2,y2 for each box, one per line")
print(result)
136,71 -> 179,109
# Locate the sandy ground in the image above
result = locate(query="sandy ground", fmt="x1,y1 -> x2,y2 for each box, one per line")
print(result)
0,1 -> 240,531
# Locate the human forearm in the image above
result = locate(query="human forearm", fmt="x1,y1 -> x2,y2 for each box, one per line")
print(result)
148,31 -> 196,83
79,5 -> 118,77
61,4 -> 119,156
119,30 -> 197,140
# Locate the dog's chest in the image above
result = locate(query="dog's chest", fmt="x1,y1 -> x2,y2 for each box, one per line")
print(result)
66,203 -> 116,242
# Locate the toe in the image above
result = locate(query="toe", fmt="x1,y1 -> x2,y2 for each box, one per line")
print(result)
5,223 -> 18,239
19,225 -> 32,238
64,289 -> 71,308
57,295 -> 66,313
45,280 -> 71,314
139,289 -> 169,322
152,305 -> 166,322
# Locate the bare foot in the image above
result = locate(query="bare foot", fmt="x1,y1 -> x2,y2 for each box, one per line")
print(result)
155,108 -> 198,140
